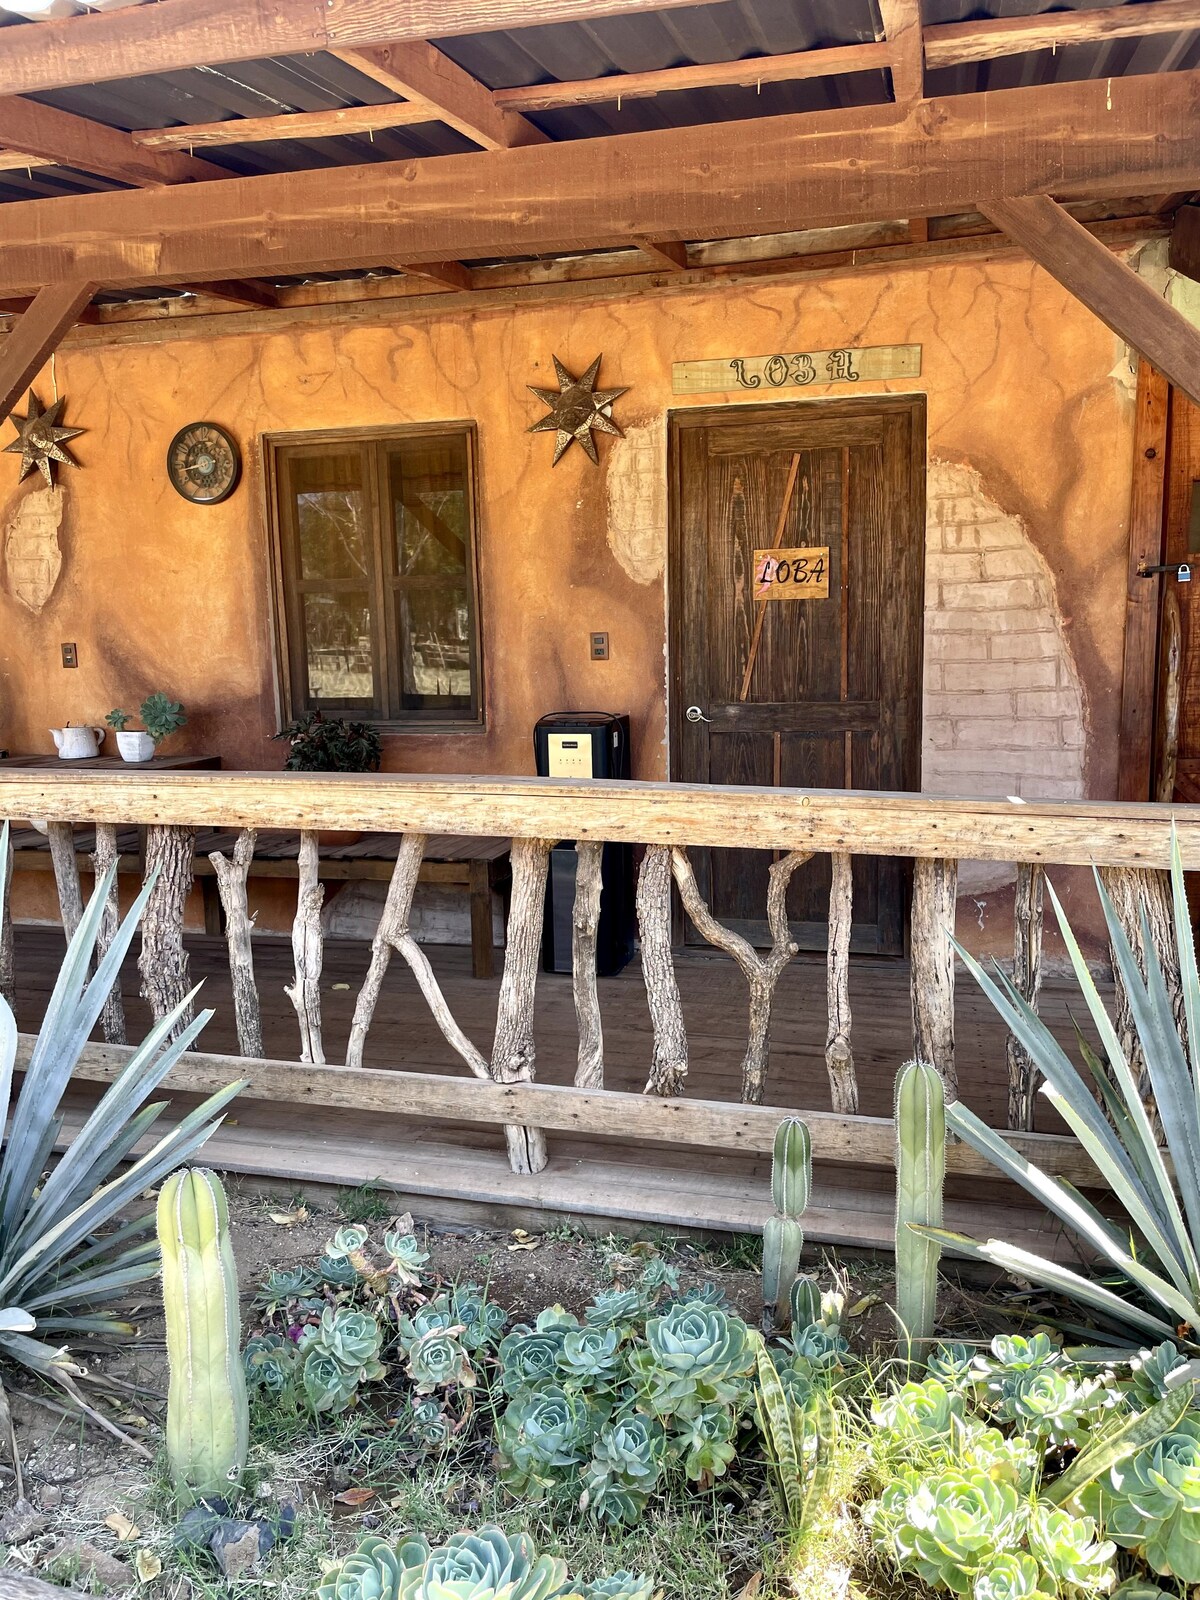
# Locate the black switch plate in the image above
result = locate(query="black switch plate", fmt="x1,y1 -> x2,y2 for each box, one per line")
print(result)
590,631 -> 610,660
61,642 -> 78,668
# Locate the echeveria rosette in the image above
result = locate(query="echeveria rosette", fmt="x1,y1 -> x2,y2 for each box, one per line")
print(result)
302,1306 -> 385,1374
317,1533 -> 425,1600
406,1327 -> 475,1395
499,1328 -> 569,1394
975,1334 -> 1061,1387
870,1468 -> 1025,1594
252,1263 -> 320,1312
1083,1416 -> 1200,1582
1026,1505 -> 1115,1594
327,1224 -> 371,1258
243,1332 -> 299,1400
497,1384 -> 597,1498
405,1396 -> 452,1451
404,1525 -> 572,1600
663,1282 -> 729,1314
559,1325 -> 622,1384
675,1403 -> 737,1482
958,1426 -> 1038,1493
303,1346 -> 363,1415
971,1554 -> 1046,1600
384,1230 -> 431,1288
872,1377 -> 964,1447
1127,1343 -> 1190,1408
632,1304 -> 754,1417
399,1299 -> 457,1354
584,1288 -> 647,1332
997,1367 -> 1098,1450
784,1323 -> 849,1374
319,1252 -> 360,1289
928,1343 -> 980,1393
450,1284 -> 508,1353
581,1575 -> 657,1600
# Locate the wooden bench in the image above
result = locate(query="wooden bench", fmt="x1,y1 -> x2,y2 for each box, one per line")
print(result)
9,826 -> 511,979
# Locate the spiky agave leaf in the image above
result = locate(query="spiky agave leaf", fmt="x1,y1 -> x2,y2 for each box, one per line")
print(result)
0,853 -> 243,1408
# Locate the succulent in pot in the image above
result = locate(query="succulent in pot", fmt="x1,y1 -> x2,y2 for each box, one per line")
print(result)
107,692 -> 187,762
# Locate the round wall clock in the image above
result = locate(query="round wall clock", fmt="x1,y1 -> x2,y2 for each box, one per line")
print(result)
167,421 -> 241,504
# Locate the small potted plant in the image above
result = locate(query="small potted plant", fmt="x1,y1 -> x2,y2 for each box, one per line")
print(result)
107,693 -> 187,762
273,711 -> 382,844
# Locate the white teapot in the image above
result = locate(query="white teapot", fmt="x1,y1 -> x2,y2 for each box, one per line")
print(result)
50,724 -> 105,760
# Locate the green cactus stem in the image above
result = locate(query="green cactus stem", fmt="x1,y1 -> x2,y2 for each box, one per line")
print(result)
894,1059 -> 946,1370
762,1118 -> 811,1333
158,1167 -> 249,1505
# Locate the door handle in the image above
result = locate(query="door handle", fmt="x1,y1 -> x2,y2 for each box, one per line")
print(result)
685,705 -> 711,724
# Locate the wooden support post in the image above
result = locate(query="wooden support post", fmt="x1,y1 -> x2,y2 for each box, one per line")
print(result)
825,851 -> 857,1114
671,845 -> 811,1105
491,836 -> 553,1175
138,824 -> 195,1039
208,828 -> 261,1058
46,820 -> 83,945
637,844 -> 689,1097
1118,362 -> 1170,801
572,839 -> 604,1090
0,280 -> 96,424
90,822 -> 126,1046
0,822 -> 13,1011
911,856 -> 958,1099
981,195 -> 1200,410
285,829 -> 324,1065
1098,865 -> 1186,1114
1006,862 -> 1044,1131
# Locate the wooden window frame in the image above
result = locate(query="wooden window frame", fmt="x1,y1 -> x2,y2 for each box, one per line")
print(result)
263,421 -> 485,734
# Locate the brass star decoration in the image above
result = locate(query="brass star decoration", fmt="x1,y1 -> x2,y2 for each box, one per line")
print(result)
528,354 -> 627,466
4,390 -> 86,486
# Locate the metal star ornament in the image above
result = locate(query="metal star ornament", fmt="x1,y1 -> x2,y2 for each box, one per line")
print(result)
4,390 -> 86,486
528,354 -> 627,466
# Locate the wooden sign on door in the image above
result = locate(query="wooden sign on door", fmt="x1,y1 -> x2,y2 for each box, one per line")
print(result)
753,546 -> 830,600
673,343 -> 921,394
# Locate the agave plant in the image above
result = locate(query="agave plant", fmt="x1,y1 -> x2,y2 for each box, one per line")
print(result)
0,827 -> 242,1437
915,832 -> 1200,1354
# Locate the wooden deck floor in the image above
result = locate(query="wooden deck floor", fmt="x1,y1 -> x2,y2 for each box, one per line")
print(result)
12,927 -> 1098,1252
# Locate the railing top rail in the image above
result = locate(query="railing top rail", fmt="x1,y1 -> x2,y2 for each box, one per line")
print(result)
0,768 -> 1196,867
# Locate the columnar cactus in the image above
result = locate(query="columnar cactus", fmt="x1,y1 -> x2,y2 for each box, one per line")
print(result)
762,1117 -> 811,1333
894,1059 -> 946,1369
158,1167 -> 249,1504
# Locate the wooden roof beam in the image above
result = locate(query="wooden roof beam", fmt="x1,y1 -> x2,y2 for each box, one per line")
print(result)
924,0 -> 1200,70
0,96 -> 226,186
0,72 -> 1193,296
982,193 -> 1200,408
492,40 -> 892,110
332,41 -> 545,149
635,238 -> 689,270
399,260 -> 474,291
0,151 -> 56,172
133,102 -> 439,150
183,280 -> 280,310
878,0 -> 925,104
0,279 -> 96,424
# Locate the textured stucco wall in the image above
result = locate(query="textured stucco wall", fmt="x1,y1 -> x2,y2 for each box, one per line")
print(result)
0,256 -> 1135,943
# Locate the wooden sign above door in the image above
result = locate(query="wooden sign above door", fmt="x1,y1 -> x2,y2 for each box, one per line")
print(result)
753,546 -> 830,601
672,344 -> 921,395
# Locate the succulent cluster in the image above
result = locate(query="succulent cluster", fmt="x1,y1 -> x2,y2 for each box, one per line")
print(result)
1082,1415 -> 1200,1582
316,1525 -> 656,1600
494,1263 -> 755,1525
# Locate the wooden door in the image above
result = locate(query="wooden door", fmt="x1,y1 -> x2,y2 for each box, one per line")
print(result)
668,396 -> 926,954
1155,391 -> 1200,803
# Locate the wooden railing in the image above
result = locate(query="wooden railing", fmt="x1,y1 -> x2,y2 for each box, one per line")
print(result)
1,769 -> 1196,1192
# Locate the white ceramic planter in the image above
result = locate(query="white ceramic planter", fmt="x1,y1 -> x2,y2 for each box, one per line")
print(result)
116,730 -> 156,762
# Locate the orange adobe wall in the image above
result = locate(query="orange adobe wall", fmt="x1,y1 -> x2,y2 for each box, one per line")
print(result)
0,254 -> 1137,946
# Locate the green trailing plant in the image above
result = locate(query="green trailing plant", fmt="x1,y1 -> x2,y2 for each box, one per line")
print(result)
914,830 -> 1200,1355
158,1167 -> 249,1504
315,1525 -> 657,1600
0,825 -> 242,1433
894,1057 -> 945,1369
274,709 -> 382,773
762,1116 -> 811,1333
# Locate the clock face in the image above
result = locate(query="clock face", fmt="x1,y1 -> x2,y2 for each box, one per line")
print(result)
167,422 -> 241,504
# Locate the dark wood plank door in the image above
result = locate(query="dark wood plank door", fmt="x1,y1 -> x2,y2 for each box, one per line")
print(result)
668,396 -> 926,954
1155,389 -> 1200,805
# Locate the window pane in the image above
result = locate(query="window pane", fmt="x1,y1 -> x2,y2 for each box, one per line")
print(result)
301,591 -> 375,705
389,438 -> 469,577
291,453 -> 370,580
398,586 -> 473,710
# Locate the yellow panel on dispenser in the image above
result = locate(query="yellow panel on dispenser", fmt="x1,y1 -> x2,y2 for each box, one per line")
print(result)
546,734 -> 594,778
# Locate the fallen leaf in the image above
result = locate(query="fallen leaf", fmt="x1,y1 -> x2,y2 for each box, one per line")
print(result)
847,1294 -> 880,1318
333,1488 -> 376,1506
268,1206 -> 309,1226
331,982 -> 351,991
135,1550 -> 162,1584
736,1575 -> 762,1600
105,1512 -> 139,1542
506,1240 -> 540,1253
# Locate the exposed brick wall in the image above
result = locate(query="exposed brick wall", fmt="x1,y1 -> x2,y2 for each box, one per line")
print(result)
921,459 -> 1086,838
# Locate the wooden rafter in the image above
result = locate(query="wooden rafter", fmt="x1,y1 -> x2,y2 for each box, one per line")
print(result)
332,41 -> 544,149
981,194 -> 1200,408
0,151 -> 55,172
0,280 -> 96,424
400,260 -> 474,291
878,0 -> 924,104
492,40 -> 892,110
0,72 -> 1192,297
133,102 -> 438,150
0,0 -> 734,99
925,0 -> 1200,70
185,280 -> 280,310
0,96 -> 226,186
635,239 -> 688,270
